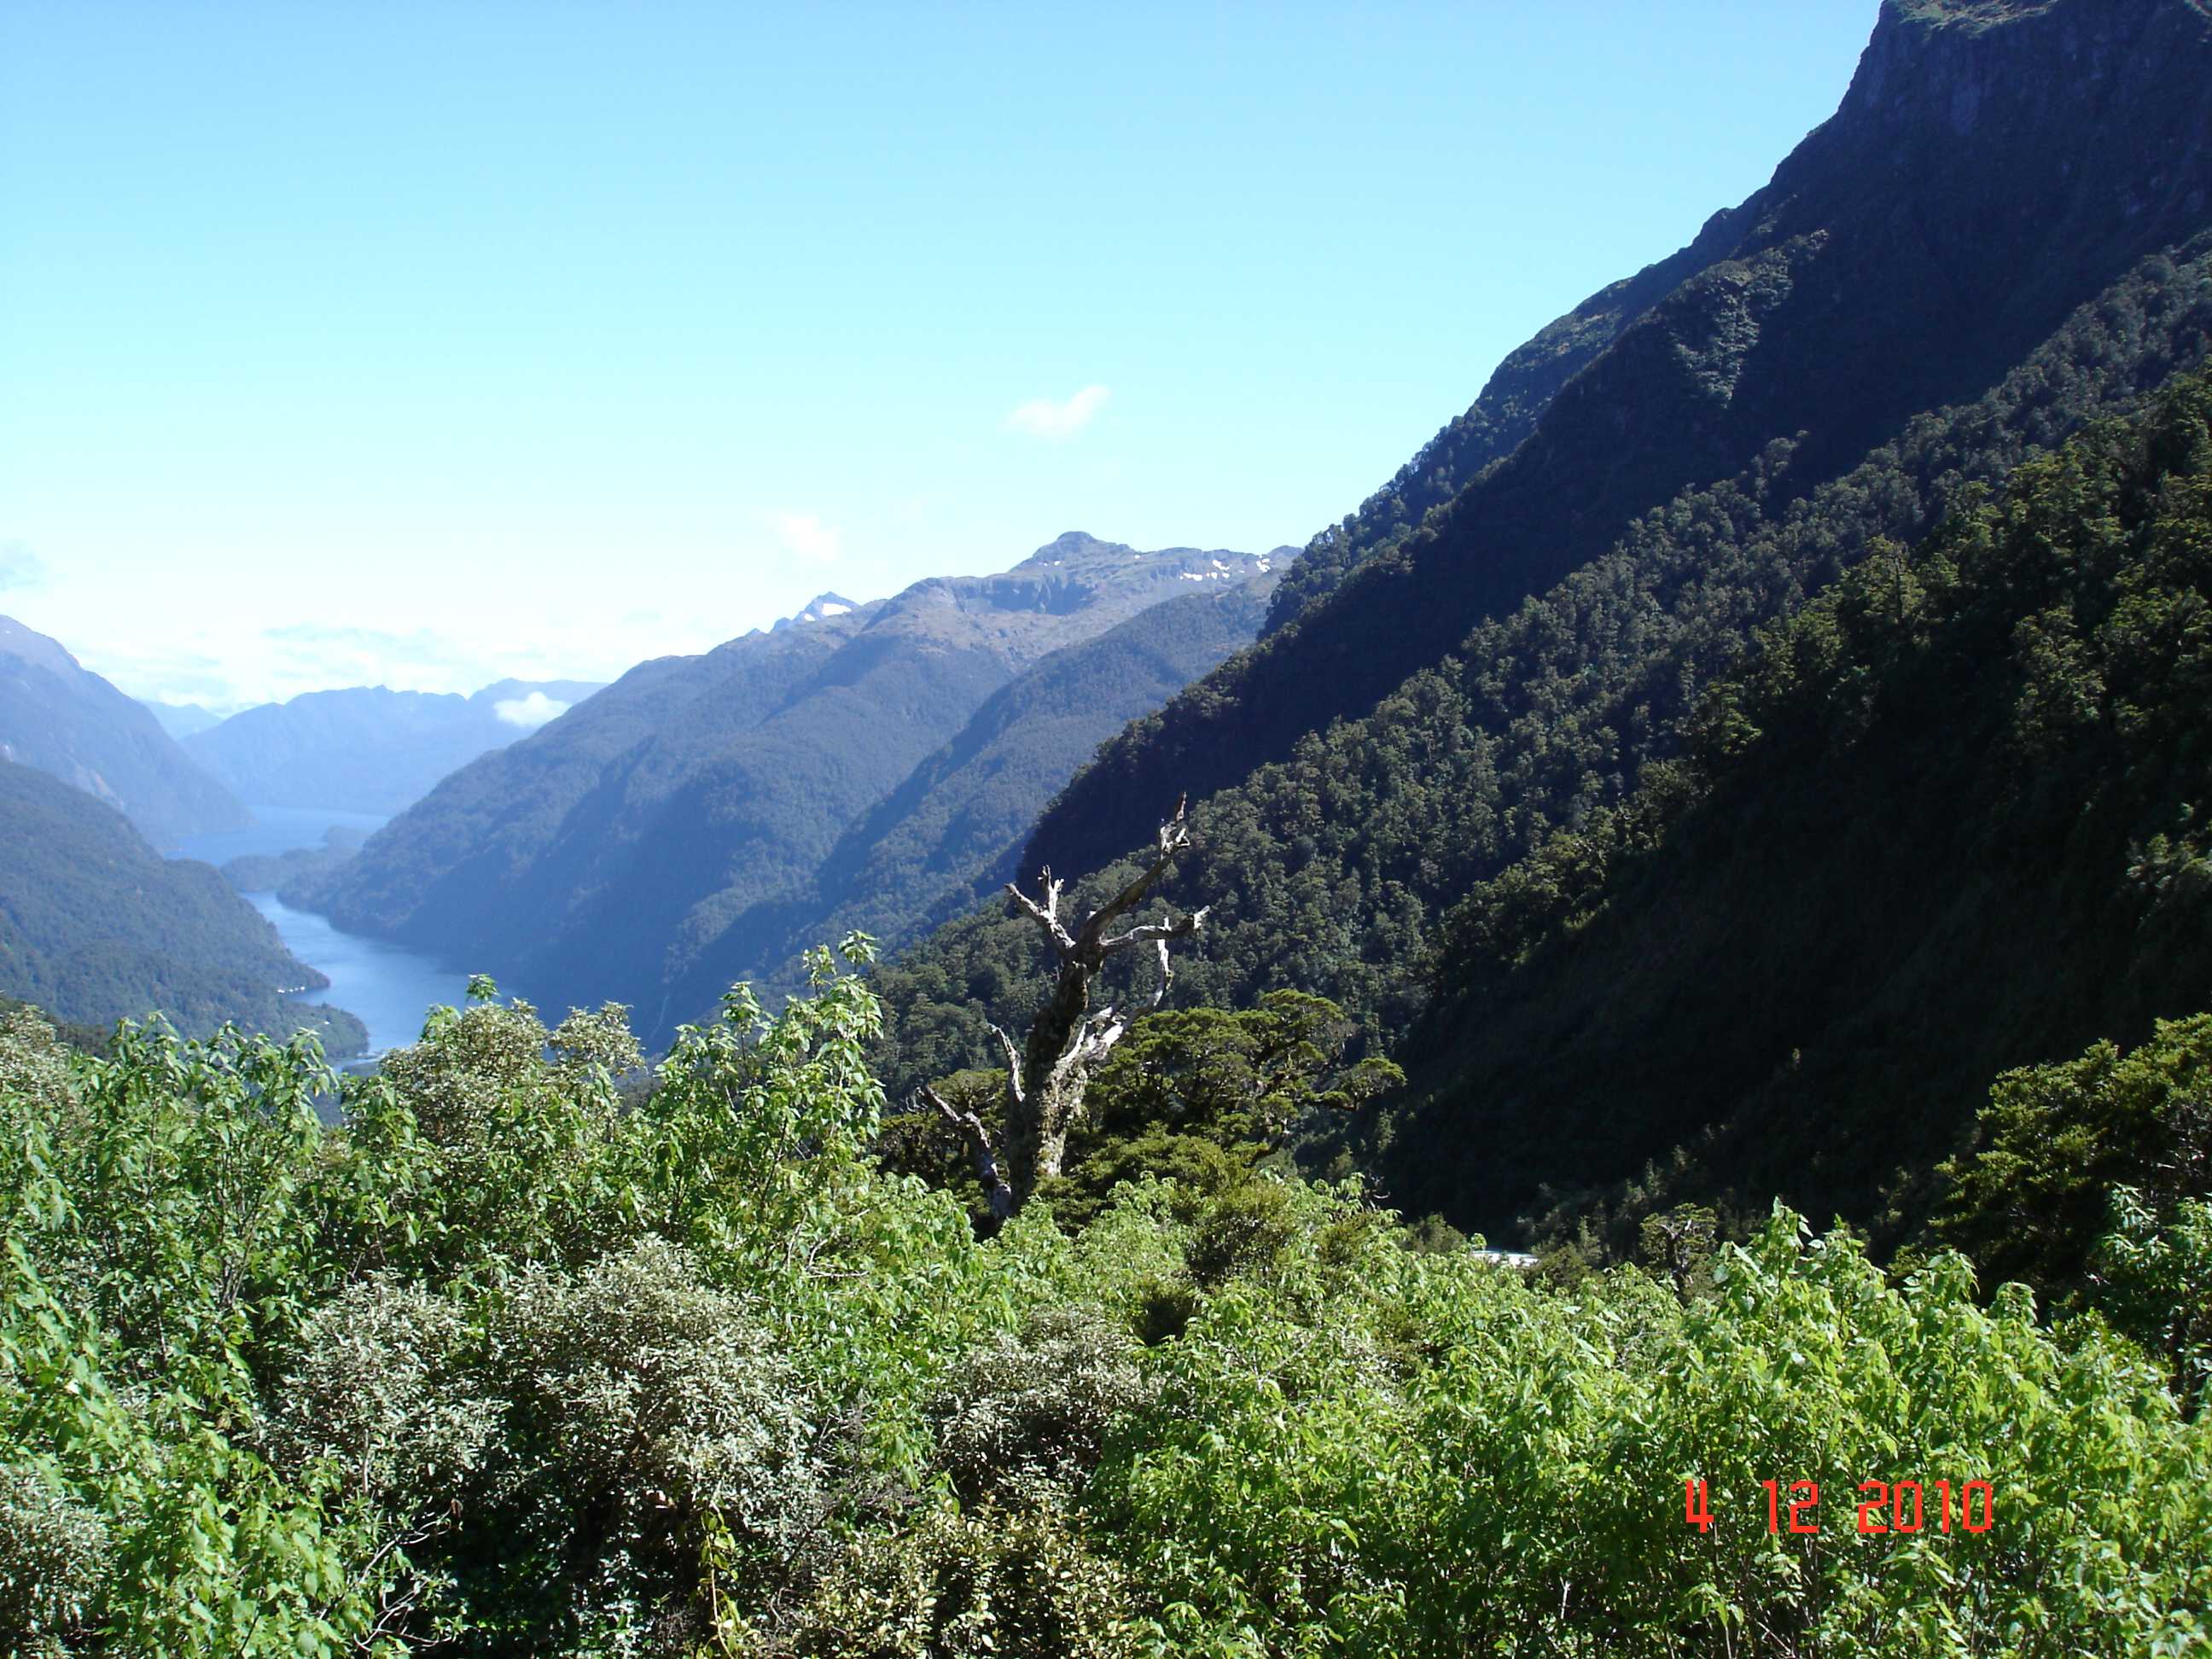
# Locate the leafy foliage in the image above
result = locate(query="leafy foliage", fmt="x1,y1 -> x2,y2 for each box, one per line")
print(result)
1,961 -> 2204,1655
1937,1012 -> 2212,1301
2094,1186 -> 2212,1406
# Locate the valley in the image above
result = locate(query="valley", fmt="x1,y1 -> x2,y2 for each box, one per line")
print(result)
3,0 -> 2210,1652
172,808 -> 471,1062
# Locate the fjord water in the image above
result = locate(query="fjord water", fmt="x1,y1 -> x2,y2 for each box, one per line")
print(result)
169,803 -> 385,866
241,891 -> 466,1060
172,806 -> 469,1059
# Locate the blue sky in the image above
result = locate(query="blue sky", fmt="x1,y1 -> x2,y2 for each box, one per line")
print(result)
1,2 -> 1877,709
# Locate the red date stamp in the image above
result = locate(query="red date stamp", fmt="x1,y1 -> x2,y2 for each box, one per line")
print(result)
1684,1478 -> 1993,1534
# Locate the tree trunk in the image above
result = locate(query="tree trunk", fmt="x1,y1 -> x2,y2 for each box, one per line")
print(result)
987,800 -> 1208,1217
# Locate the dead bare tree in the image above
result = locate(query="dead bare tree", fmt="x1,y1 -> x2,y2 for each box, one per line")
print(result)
923,799 -> 1208,1222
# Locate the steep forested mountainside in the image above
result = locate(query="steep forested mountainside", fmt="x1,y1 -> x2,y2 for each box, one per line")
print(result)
183,678 -> 605,814
1026,0 -> 2212,884
0,616 -> 250,843
1256,204 -> 1758,635
0,759 -> 364,1051
1382,369 -> 2212,1249
876,239 -> 2212,1103
309,536 -> 1275,1040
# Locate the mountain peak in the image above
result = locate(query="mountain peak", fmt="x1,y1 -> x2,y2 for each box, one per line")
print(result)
771,593 -> 862,632
0,614 -> 84,680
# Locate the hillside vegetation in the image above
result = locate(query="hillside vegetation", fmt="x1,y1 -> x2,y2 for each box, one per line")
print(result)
9,6 -> 2212,1647
875,241 -> 2212,1101
1382,365 -> 2212,1249
0,760 -> 365,1055
1024,0 -> 2212,882
0,959 -> 2203,1656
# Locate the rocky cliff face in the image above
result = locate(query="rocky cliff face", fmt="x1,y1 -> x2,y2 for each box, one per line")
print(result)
0,615 -> 249,844
1025,0 -> 2212,882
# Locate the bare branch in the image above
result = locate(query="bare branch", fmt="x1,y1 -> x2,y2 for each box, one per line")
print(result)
923,1086 -> 1014,1222
1078,801 -> 1196,952
1049,1008 -> 1126,1095
984,798 -> 1210,1212
1098,905 -> 1209,958
1005,869 -> 1077,957
988,1022 -> 1025,1104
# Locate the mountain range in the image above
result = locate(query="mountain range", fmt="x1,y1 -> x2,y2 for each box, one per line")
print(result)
303,534 -> 1281,1040
142,701 -> 224,739
13,0 -> 2210,1270
180,678 -> 606,816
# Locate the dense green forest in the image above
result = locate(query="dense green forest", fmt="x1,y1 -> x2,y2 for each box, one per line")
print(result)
1383,364 -> 2212,1253
2,951 -> 2205,1656
0,760 -> 365,1057
873,242 -> 2212,1106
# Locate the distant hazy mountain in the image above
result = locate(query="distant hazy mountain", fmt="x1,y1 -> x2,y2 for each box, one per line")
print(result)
142,700 -> 224,739
307,533 -> 1279,1041
0,615 -> 251,844
0,758 -> 364,1052
183,678 -> 606,815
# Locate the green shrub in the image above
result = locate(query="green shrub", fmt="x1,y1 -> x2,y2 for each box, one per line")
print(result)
0,1462 -> 109,1655
774,1503 -> 1138,1659
930,1306 -> 1148,1506
498,1237 -> 824,1579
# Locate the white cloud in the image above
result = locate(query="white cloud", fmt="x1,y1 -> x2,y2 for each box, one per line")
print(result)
771,512 -> 841,563
0,540 -> 45,593
1004,384 -> 1110,439
493,691 -> 571,729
